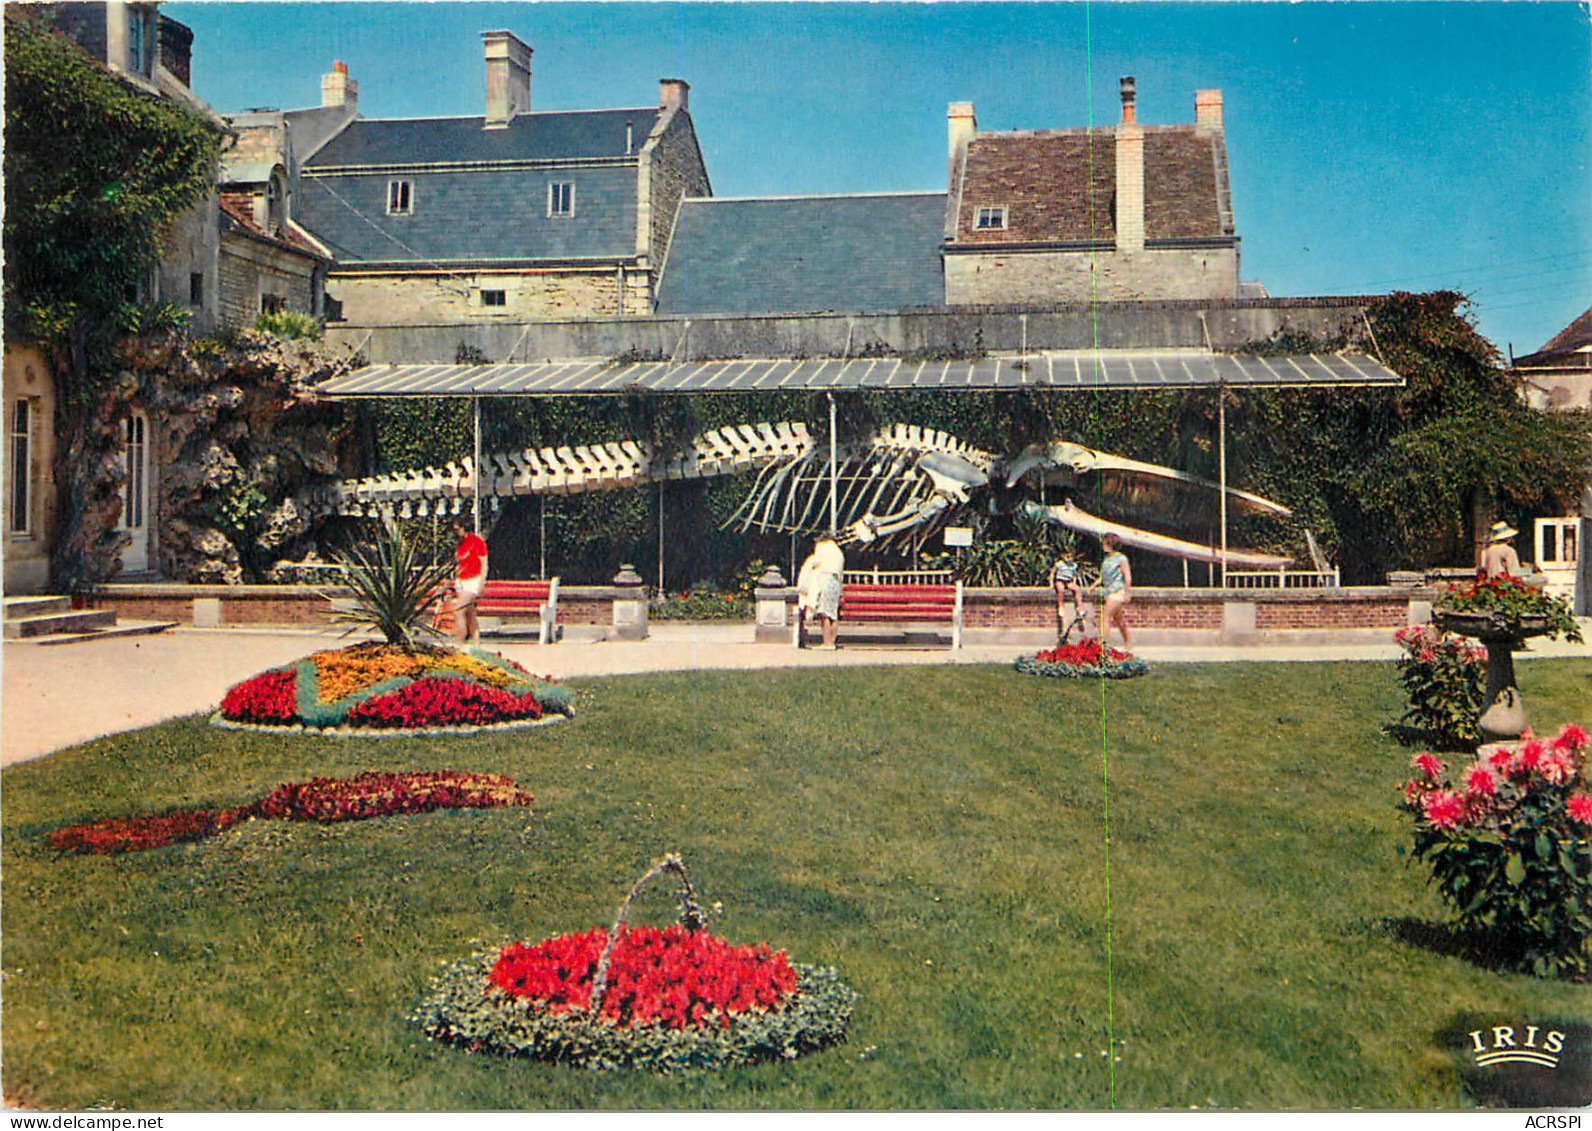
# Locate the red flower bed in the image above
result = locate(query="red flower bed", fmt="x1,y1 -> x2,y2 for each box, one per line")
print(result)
491,925 -> 798,1029
219,668 -> 298,725
1032,639 -> 1132,666
46,771 -> 533,855
344,677 -> 543,729
44,808 -> 246,855
252,771 -> 534,823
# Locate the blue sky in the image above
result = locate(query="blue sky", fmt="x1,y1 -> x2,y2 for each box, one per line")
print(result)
167,1 -> 1592,358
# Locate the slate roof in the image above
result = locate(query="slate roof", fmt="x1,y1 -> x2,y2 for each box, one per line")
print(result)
655,193 -> 948,316
296,164 -> 640,264
951,125 -> 1230,246
304,109 -> 659,168
1514,307 -> 1592,367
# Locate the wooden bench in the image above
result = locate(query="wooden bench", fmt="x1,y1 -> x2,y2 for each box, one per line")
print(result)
433,578 -> 560,644
797,582 -> 964,649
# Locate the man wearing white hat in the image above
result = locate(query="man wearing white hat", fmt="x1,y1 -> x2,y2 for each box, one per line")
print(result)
1480,520 -> 1523,578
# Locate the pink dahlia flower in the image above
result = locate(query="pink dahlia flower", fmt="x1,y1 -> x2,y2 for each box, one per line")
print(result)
1412,753 -> 1445,779
1567,793 -> 1592,827
1464,765 -> 1497,798
1421,790 -> 1467,830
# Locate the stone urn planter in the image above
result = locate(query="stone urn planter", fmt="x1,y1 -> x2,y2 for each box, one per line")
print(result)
1433,609 -> 1555,741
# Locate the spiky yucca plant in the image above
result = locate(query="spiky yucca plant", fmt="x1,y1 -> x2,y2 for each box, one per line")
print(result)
330,520 -> 454,649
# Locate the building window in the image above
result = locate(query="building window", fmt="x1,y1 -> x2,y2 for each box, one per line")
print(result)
260,293 -> 287,315
548,182 -> 574,217
267,171 -> 287,233
480,290 -> 506,307
189,272 -> 204,306
10,399 -> 31,535
388,180 -> 413,215
974,205 -> 1009,231
127,7 -> 148,75
122,413 -> 146,531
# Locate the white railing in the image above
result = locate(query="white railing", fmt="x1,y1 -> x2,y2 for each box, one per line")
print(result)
842,569 -> 954,586
1223,568 -> 1341,590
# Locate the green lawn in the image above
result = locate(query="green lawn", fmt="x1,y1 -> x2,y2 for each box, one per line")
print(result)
3,660 -> 1589,1110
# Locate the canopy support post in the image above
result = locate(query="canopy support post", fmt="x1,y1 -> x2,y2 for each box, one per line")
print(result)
1218,386 -> 1228,588
472,396 -> 483,533
657,480 -> 666,595
828,392 -> 838,535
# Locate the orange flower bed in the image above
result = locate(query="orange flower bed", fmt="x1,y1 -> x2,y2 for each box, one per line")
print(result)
311,644 -> 521,703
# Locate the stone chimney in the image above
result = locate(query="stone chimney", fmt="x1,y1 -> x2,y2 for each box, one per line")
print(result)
1195,89 -> 1224,134
947,101 -> 977,187
483,31 -> 532,128
1114,77 -> 1144,252
321,60 -> 357,110
659,79 -> 690,112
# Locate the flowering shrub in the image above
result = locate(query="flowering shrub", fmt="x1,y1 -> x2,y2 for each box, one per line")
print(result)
46,771 -> 533,855
216,644 -> 572,730
492,925 -> 798,1029
1392,624 -> 1486,749
1437,574 -> 1583,642
649,589 -> 753,622
1400,722 -> 1592,978
1015,638 -> 1149,680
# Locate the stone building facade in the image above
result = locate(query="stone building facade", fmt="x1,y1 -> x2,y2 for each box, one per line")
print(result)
942,79 -> 1240,305
3,347 -> 58,593
290,34 -> 711,327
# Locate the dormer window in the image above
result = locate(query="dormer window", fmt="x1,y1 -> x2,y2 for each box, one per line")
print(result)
548,182 -> 574,218
388,180 -> 413,215
267,170 -> 287,234
974,205 -> 1009,231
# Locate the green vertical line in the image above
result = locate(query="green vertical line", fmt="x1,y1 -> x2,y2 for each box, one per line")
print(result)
1082,0 -> 1117,1109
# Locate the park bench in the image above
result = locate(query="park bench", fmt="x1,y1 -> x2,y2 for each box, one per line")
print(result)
433,578 -> 561,644
797,581 -> 964,650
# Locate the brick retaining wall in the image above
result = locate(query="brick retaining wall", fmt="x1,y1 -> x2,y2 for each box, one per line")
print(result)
97,583 -> 616,628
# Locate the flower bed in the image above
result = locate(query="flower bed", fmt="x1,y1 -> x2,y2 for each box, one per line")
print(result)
46,771 -> 533,855
1400,722 -> 1592,978
1014,639 -> 1149,680
216,644 -> 573,731
1435,574 -> 1583,642
415,854 -> 855,1071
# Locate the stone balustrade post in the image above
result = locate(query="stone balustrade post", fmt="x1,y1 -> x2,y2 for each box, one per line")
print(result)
611,564 -> 648,640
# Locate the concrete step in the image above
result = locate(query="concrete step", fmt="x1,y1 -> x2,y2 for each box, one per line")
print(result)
11,618 -> 177,646
4,608 -> 117,638
2,595 -> 71,619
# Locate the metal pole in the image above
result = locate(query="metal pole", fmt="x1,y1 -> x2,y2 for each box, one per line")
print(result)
539,494 -> 547,580
828,392 -> 838,535
1218,387 -> 1228,588
472,396 -> 483,533
657,480 -> 666,594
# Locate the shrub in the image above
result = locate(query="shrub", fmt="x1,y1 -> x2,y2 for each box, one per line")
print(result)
1392,624 -> 1486,749
1400,723 -> 1592,978
254,309 -> 322,341
330,519 -> 453,649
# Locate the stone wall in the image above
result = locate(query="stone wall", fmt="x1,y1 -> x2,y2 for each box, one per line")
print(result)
943,246 -> 1240,305
157,194 -> 222,335
325,268 -> 652,328
3,346 -> 57,594
328,296 -> 1375,366
218,232 -> 319,331
646,112 -> 711,272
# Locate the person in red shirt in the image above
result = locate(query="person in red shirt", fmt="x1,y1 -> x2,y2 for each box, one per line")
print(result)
450,519 -> 488,643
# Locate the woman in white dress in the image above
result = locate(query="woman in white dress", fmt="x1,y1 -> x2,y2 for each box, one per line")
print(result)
796,537 -> 846,650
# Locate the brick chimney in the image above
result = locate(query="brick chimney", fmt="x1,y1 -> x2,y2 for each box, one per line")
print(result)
321,60 -> 357,110
947,101 -> 977,187
483,31 -> 532,128
1195,89 -> 1224,134
1114,77 -> 1144,251
659,78 -> 690,112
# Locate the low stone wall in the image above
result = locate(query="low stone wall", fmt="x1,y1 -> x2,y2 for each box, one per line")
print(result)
755,583 -> 1434,646
96,582 -> 625,631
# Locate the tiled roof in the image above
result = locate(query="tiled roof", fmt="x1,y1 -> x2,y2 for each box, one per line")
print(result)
951,125 -> 1230,245
1514,307 -> 1592,366
218,192 -> 328,260
654,193 -> 948,316
305,109 -> 660,167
